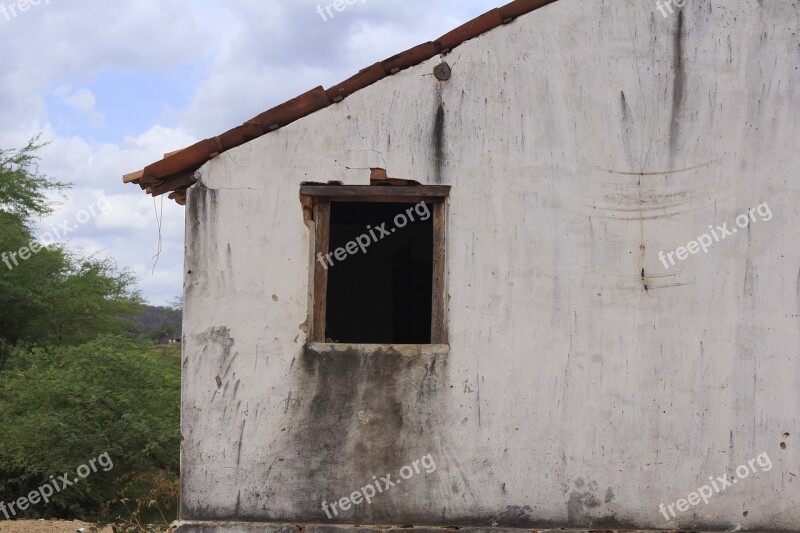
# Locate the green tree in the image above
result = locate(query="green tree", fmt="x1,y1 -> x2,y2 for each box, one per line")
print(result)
0,138 -> 142,349
0,138 -> 179,528
23,255 -> 143,345
0,136 -> 68,222
0,335 -> 180,521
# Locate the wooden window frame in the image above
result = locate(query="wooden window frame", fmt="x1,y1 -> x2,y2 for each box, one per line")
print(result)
301,185 -> 450,345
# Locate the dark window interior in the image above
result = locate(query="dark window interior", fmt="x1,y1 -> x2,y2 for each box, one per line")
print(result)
326,202 -> 433,344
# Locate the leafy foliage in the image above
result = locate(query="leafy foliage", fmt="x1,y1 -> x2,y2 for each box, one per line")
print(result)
0,138 -> 181,529
0,139 -> 142,349
0,337 -> 180,521
0,136 -> 68,222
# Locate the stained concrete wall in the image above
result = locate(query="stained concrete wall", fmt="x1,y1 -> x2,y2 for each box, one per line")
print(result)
180,0 -> 800,531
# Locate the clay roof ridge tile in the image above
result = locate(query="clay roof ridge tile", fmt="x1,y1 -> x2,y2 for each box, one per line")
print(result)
123,0 -> 560,199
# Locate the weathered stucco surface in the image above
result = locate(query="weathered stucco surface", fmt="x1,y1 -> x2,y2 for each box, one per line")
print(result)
180,0 -> 800,531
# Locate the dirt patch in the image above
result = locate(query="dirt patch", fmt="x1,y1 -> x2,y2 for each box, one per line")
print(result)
0,520 -> 116,532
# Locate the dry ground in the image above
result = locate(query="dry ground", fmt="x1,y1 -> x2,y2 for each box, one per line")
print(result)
0,520 -> 116,532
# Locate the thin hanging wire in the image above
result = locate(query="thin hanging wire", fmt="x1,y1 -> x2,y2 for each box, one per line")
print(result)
151,194 -> 164,274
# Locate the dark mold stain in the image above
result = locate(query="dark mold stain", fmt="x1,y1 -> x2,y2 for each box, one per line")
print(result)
185,188 -> 220,299
234,344 -> 451,524
433,103 -> 445,184
669,10 -> 686,158
236,419 -> 246,466
182,325 -> 239,520
563,479 -> 627,528
743,259 -> 758,297
567,488 -> 601,521
488,505 -> 534,526
618,89 -> 639,172
620,90 -> 630,122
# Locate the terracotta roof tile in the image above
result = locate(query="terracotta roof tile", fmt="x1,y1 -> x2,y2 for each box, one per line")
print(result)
141,137 -> 223,181
326,63 -> 387,103
499,0 -> 558,21
151,170 -> 197,197
436,9 -> 504,52
381,42 -> 441,74
122,169 -> 144,184
168,190 -> 188,206
123,0 -> 560,201
246,86 -> 330,132
218,123 -> 264,152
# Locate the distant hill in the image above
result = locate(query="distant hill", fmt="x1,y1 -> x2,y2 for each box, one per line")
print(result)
127,304 -> 182,344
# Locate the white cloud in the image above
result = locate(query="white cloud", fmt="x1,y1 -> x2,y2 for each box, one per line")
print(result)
61,88 -> 104,126
0,0 -> 495,304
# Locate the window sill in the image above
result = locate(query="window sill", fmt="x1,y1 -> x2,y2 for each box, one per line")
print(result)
306,343 -> 449,357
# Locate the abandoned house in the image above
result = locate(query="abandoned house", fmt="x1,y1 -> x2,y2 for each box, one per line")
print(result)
123,0 -> 800,531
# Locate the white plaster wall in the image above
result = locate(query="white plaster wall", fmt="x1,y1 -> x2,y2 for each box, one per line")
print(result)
181,0 -> 800,530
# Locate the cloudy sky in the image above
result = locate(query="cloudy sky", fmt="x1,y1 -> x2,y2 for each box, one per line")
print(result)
0,0 -> 496,306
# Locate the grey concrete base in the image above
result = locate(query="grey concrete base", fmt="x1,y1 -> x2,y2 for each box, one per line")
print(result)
169,522 -> 800,533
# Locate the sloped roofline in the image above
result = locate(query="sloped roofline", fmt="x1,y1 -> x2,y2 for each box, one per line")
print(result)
122,0 -> 560,205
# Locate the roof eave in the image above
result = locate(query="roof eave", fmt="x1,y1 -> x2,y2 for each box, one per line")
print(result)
123,0 -> 560,204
